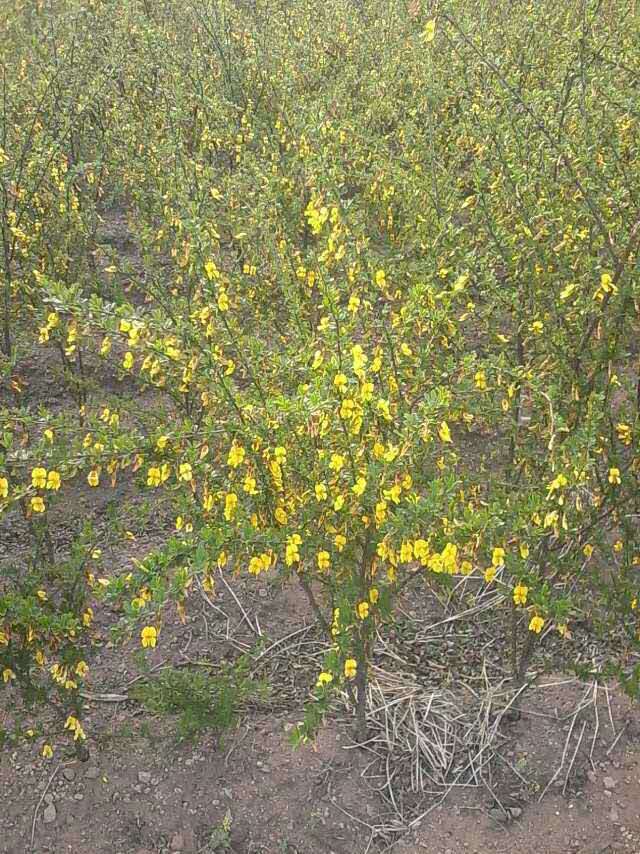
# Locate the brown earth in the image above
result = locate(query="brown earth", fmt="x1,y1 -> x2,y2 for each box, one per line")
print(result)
2,563 -> 640,854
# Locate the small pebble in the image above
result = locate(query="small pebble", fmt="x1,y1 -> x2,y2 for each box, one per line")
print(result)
43,804 -> 57,824
488,807 -> 509,823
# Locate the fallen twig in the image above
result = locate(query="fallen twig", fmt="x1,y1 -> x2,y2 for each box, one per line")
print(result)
218,569 -> 262,636
31,761 -> 65,851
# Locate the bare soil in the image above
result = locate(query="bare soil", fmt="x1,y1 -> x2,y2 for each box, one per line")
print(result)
2,562 -> 640,854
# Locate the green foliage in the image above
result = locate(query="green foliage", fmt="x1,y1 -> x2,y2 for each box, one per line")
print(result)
129,661 -> 267,741
1,0 -> 639,755
204,809 -> 233,852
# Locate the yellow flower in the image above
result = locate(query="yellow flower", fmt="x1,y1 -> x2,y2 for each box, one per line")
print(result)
178,462 -> 192,482
340,398 -> 355,419
491,547 -> 506,567
616,423 -> 632,445
385,483 -> 402,504
243,474 -> 257,495
42,744 -> 53,759
147,467 -> 161,487
613,540 -> 623,553
595,271 -> 617,301
31,467 -> 47,488
333,495 -> 345,511
438,421 -> 452,443
46,470 -> 61,491
375,500 -> 387,525
204,259 -> 219,280
31,496 -> 45,513
428,553 -> 444,573
608,467 -> 621,485
400,541 -> 414,563
156,435 -> 169,450
75,661 -> 89,677
248,556 -> 265,575
87,469 -> 100,487
519,543 -> 530,559
528,615 -> 545,634
285,534 -> 302,566
442,542 -> 458,574
334,373 -> 348,393
334,534 -> 346,552
352,476 -> 367,497
141,626 -> 157,648
315,482 -> 328,501
369,588 -> 379,604
0,475 -> 8,498
227,442 -> 246,468
513,584 -> 528,606
422,19 -> 436,42
474,370 -> 487,390
275,507 -> 288,525
217,289 -> 229,312
2,667 -> 16,682
360,381 -> 374,403
274,446 -> 287,464
224,492 -> 238,521
344,659 -> 357,679
583,543 -> 594,558
64,715 -> 86,741
317,551 -> 331,571
316,671 -> 333,687
547,473 -> 568,495
329,454 -> 345,472
351,344 -> 367,373
414,539 -> 429,561
357,601 -> 370,620
484,566 -> 497,583
377,398 -> 391,420
122,351 -> 134,370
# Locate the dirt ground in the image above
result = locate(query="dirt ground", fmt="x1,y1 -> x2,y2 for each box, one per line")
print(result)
2,565 -> 640,854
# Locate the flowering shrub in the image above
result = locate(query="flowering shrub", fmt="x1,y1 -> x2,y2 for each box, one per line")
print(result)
1,0 -> 639,753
